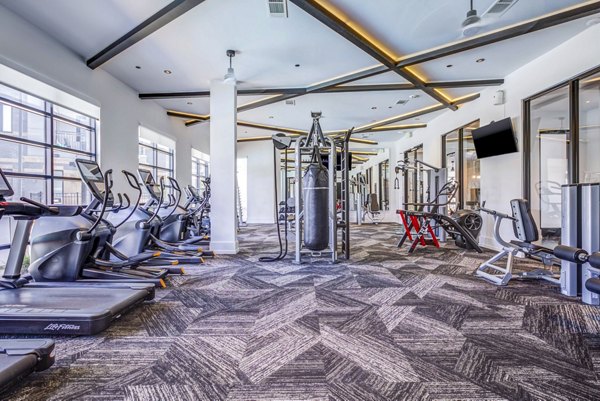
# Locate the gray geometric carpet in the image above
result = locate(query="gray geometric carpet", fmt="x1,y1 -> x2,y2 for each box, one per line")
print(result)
3,223 -> 600,400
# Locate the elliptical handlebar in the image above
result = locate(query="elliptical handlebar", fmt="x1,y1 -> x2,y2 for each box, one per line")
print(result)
115,170 -> 143,228
164,176 -> 182,220
146,176 -> 165,224
87,169 -> 113,234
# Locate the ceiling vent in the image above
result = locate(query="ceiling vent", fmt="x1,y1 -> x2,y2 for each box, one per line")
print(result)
482,0 -> 519,18
396,99 -> 409,105
268,0 -> 288,17
285,99 -> 296,105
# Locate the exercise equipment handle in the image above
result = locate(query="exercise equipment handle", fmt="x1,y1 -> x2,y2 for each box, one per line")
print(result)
164,177 -> 182,220
19,197 -> 58,215
115,170 -> 142,228
87,169 -> 113,233
147,176 -> 165,224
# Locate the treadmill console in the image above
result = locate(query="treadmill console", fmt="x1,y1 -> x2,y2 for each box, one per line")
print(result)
76,159 -> 113,205
0,168 -> 15,200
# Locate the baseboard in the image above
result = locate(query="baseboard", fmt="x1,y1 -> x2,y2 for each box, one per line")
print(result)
210,240 -> 240,254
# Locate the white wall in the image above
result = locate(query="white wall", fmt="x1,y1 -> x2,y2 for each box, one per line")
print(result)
390,23 -> 600,249
0,4 -> 209,197
237,141 -> 277,224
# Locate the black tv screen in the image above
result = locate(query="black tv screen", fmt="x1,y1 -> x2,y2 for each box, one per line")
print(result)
472,118 -> 518,159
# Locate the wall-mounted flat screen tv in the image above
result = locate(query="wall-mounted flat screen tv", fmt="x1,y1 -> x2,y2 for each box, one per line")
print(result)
472,117 -> 518,159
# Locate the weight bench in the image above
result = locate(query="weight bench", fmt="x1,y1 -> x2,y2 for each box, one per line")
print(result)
476,199 -> 559,286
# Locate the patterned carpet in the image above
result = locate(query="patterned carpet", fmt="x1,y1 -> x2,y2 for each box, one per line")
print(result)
3,223 -> 600,400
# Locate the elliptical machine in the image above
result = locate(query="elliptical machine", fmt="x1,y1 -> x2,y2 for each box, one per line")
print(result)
28,161 -> 168,288
137,169 -> 214,256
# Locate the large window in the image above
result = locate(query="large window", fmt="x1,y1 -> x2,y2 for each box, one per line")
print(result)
441,121 -> 481,211
191,149 -> 209,191
524,66 -> 600,245
0,83 -> 96,205
138,129 -> 175,183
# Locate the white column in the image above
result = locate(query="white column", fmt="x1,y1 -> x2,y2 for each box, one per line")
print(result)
209,79 -> 239,254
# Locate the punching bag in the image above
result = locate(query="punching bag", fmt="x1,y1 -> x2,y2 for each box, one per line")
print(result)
303,148 -> 329,251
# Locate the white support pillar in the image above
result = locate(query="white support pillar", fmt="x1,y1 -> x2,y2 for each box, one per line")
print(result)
209,79 -> 239,254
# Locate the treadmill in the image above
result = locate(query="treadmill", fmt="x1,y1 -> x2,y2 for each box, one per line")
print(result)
0,339 -> 55,395
0,167 -> 155,335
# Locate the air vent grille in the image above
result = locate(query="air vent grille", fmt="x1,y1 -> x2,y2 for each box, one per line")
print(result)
285,100 -> 296,105
483,0 -> 518,17
268,0 -> 288,17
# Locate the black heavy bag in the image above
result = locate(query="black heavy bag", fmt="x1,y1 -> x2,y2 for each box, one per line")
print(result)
303,148 -> 329,251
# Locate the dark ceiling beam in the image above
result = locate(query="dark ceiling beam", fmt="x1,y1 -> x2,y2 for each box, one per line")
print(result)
237,93 -> 302,113
166,110 -> 209,120
307,64 -> 390,91
324,83 -> 415,92
86,0 -> 207,69
289,0 -> 456,110
237,121 -> 307,135
424,79 -> 504,88
354,93 -> 480,133
142,78 -> 503,99
396,2 -> 600,68
366,123 -> 428,132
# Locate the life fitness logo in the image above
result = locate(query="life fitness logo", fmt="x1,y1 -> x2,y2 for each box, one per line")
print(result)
44,323 -> 81,331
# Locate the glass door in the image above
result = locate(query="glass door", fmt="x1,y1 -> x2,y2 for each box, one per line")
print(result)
528,85 -> 570,245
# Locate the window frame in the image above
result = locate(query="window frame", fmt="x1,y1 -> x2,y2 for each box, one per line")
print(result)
522,64 -> 600,201
441,119 -> 480,209
0,83 -> 97,205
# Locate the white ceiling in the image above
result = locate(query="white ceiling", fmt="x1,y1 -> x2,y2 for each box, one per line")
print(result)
2,0 -> 598,139
325,0 -> 590,56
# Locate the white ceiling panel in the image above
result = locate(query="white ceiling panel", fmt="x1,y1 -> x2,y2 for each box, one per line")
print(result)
2,0 -> 171,59
416,18 -> 594,82
324,0 -> 592,56
97,0 -> 378,92
238,90 -> 439,131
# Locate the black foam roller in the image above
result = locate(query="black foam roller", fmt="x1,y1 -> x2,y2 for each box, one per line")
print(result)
588,253 -> 600,269
554,245 -> 587,263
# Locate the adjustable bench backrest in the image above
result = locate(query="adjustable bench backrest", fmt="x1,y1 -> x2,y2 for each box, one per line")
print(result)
510,199 -> 539,243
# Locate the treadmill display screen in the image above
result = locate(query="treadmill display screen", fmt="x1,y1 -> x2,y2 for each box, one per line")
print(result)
77,160 -> 106,199
0,168 -> 14,196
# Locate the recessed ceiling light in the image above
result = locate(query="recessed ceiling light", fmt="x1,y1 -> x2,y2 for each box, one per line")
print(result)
446,64 -> 453,68
388,106 -> 392,109
269,116 -> 274,119
135,65 -> 141,69
187,102 -> 193,105
295,64 -> 300,67
371,106 -> 377,110
476,58 -> 485,63
163,69 -> 172,74
409,94 -> 420,99
586,100 -> 591,104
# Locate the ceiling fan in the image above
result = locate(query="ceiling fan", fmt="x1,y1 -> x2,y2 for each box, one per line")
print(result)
461,0 -> 520,38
